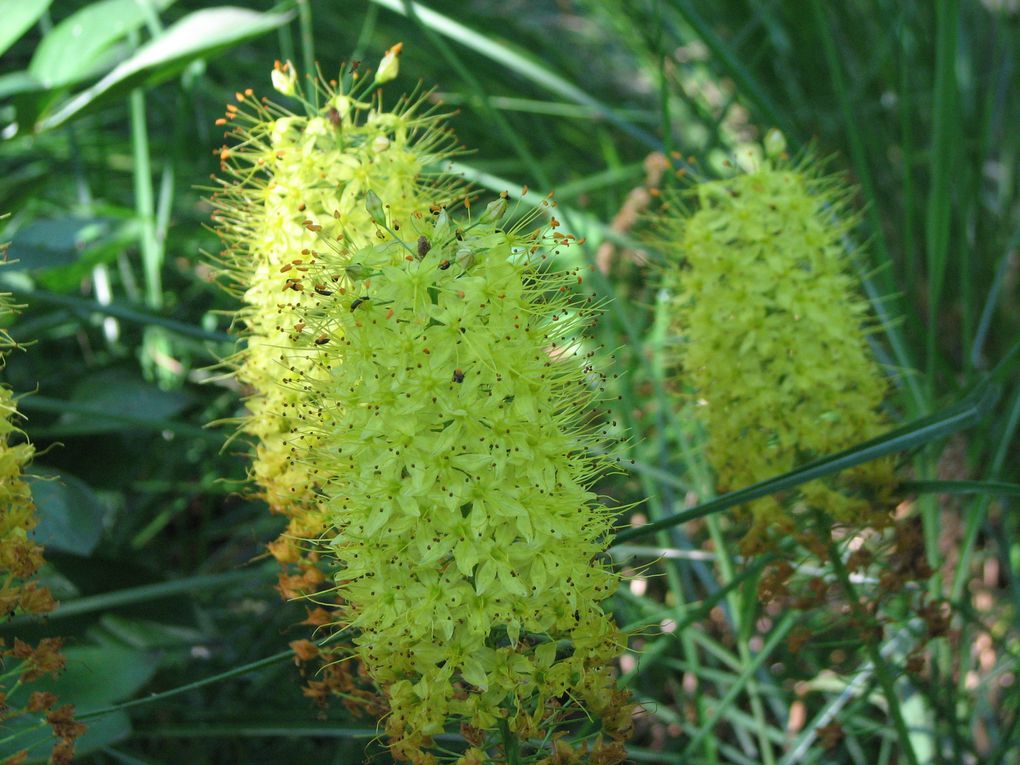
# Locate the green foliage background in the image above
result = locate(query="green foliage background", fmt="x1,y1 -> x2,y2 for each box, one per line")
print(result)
1,0 -> 1018,763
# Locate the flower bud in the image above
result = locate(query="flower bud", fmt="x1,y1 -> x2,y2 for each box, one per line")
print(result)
270,60 -> 297,97
375,42 -> 403,84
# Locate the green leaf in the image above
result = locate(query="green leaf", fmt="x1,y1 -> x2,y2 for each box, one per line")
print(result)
0,710 -> 133,764
0,646 -> 157,762
42,645 -> 157,709
0,0 -> 52,58
94,614 -> 209,650
902,479 -> 1020,497
28,0 -> 177,89
28,466 -> 107,556
5,217 -> 116,272
370,0 -> 657,148
37,6 -> 294,131
10,288 -> 232,344
613,381 -> 1001,544
57,368 -> 193,435
0,71 -> 44,101
2,569 -> 264,628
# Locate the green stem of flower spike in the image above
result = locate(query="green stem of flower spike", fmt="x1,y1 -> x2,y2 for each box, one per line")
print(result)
498,718 -> 520,765
612,380 -> 999,545
824,524 -> 920,765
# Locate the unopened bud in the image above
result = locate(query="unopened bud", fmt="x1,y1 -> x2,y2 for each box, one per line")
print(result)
271,61 -> 297,96
366,190 -> 387,227
764,128 -> 787,158
375,42 -> 403,84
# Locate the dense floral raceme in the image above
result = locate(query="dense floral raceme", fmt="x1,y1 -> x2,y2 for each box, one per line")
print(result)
291,200 -> 633,762
0,293 -> 50,620
209,60 -> 461,573
1,252 -> 85,765
658,136 -> 896,547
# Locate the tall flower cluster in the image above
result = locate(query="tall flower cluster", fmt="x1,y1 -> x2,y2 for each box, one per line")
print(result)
658,136 -> 895,546
0,393 -> 47,618
1,253 -> 84,765
212,58 -> 632,761
295,202 -> 631,761
0,284 -> 51,620
210,61 -> 460,576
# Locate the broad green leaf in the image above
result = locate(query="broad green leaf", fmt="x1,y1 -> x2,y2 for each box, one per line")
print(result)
0,645 -> 157,762
0,710 -> 132,763
5,217 -> 115,271
4,216 -> 137,279
28,0 -> 177,89
0,71 -> 44,101
38,7 -> 294,131
28,466 -> 107,556
0,648 -> 155,762
0,0 -> 52,58
37,222 -> 142,292
9,288 -> 232,344
95,614 -> 208,649
32,646 -> 157,709
58,368 -> 193,435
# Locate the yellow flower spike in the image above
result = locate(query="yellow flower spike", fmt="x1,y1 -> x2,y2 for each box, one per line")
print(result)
209,59 -> 462,567
0,241 -> 83,763
291,201 -> 633,760
0,265 -> 46,617
657,140 -> 896,547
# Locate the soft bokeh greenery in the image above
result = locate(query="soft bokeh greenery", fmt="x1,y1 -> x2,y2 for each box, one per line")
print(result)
1,1 -> 1018,763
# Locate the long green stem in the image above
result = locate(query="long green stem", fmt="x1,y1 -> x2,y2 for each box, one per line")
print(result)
1,569 -> 270,629
14,288 -> 230,343
297,0 -> 315,82
128,31 -> 172,383
614,381 -> 999,545
78,650 -> 294,721
826,530 -> 920,765
498,718 -> 520,765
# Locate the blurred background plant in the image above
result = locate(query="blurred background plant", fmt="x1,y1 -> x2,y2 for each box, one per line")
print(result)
0,0 -> 1017,763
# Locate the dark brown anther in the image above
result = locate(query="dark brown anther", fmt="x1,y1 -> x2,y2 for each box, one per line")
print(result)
327,107 -> 341,127
314,285 -> 333,296
452,369 -> 465,383
350,296 -> 369,311
315,335 -> 330,345
417,236 -> 431,258
439,260 -> 451,270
